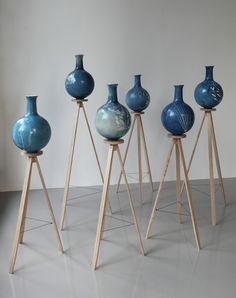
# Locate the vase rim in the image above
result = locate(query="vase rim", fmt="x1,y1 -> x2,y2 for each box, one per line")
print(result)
205,65 -> 214,68
75,54 -> 84,57
107,83 -> 118,87
134,74 -> 142,77
174,84 -> 184,88
26,95 -> 38,98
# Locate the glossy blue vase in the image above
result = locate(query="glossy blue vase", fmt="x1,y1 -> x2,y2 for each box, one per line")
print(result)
161,85 -> 195,135
194,66 -> 223,108
65,54 -> 95,99
12,96 -> 51,153
95,84 -> 131,140
125,74 -> 150,112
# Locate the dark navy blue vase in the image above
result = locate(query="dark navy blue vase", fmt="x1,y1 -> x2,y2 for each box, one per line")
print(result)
161,85 -> 195,135
65,54 -> 95,99
194,66 -> 223,108
125,74 -> 150,112
95,84 -> 131,140
12,96 -> 51,153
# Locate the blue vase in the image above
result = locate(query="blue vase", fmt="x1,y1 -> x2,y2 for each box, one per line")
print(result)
194,66 -> 223,108
125,74 -> 150,112
65,54 -> 95,99
12,96 -> 51,153
161,85 -> 195,135
95,84 -> 131,140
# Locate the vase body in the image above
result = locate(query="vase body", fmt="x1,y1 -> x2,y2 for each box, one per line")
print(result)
125,75 -> 150,112
161,85 -> 195,135
95,84 -> 131,140
194,66 -> 223,108
65,54 -> 95,99
12,96 -> 51,153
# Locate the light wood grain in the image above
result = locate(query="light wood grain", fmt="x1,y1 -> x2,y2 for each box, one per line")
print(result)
146,141 -> 174,238
59,102 -> 81,230
116,116 -> 136,192
9,158 -> 33,273
92,145 -> 114,270
178,140 -> 201,250
207,113 -> 216,226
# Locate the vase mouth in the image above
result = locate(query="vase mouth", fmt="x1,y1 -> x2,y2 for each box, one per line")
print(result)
205,65 -> 214,69
107,83 -> 118,87
75,54 -> 84,58
26,95 -> 38,101
174,84 -> 184,88
26,95 -> 38,98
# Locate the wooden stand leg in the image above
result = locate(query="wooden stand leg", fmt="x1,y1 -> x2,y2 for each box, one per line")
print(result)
19,187 -> 30,244
116,116 -> 136,193
82,104 -> 112,213
146,142 -> 175,238
137,116 -> 143,204
180,112 -> 206,196
92,146 -> 114,270
117,146 -> 144,255
175,141 -> 182,224
207,113 -> 216,226
59,103 -> 81,230
178,140 -> 201,250
9,158 -> 33,274
139,116 -> 154,192
100,188 -> 110,240
35,158 -> 64,252
209,113 -> 226,206
82,104 -> 103,183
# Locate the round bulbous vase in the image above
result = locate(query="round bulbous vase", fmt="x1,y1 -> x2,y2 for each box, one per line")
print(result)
194,66 -> 223,109
125,74 -> 150,112
12,96 -> 51,153
65,54 -> 95,99
95,84 -> 131,140
161,85 -> 195,135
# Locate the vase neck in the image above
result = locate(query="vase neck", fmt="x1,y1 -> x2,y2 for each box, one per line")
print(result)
134,75 -> 141,87
75,54 -> 84,70
26,96 -> 38,115
173,85 -> 184,103
205,66 -> 214,80
107,84 -> 118,103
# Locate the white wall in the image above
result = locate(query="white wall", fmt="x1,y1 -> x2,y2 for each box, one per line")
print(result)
0,0 -> 236,191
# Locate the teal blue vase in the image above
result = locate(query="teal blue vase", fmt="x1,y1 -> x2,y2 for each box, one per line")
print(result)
125,74 -> 150,112
65,54 -> 95,99
161,85 -> 195,135
194,66 -> 223,109
95,84 -> 131,140
12,96 -> 51,153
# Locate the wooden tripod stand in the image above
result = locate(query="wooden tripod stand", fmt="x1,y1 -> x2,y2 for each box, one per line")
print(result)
146,135 -> 201,251
59,99 -> 111,230
116,112 -> 153,204
9,151 -> 64,274
180,108 -> 226,226
92,139 -> 145,270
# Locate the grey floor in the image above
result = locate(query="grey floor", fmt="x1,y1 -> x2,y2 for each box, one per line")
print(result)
0,178 -> 236,298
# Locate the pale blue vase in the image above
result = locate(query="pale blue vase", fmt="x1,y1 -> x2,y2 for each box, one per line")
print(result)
95,84 -> 131,140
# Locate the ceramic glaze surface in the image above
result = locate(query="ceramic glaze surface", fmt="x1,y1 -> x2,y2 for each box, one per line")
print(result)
161,85 -> 195,135
194,66 -> 223,108
95,84 -> 131,140
65,54 -> 95,99
12,96 -> 51,153
125,75 -> 150,112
